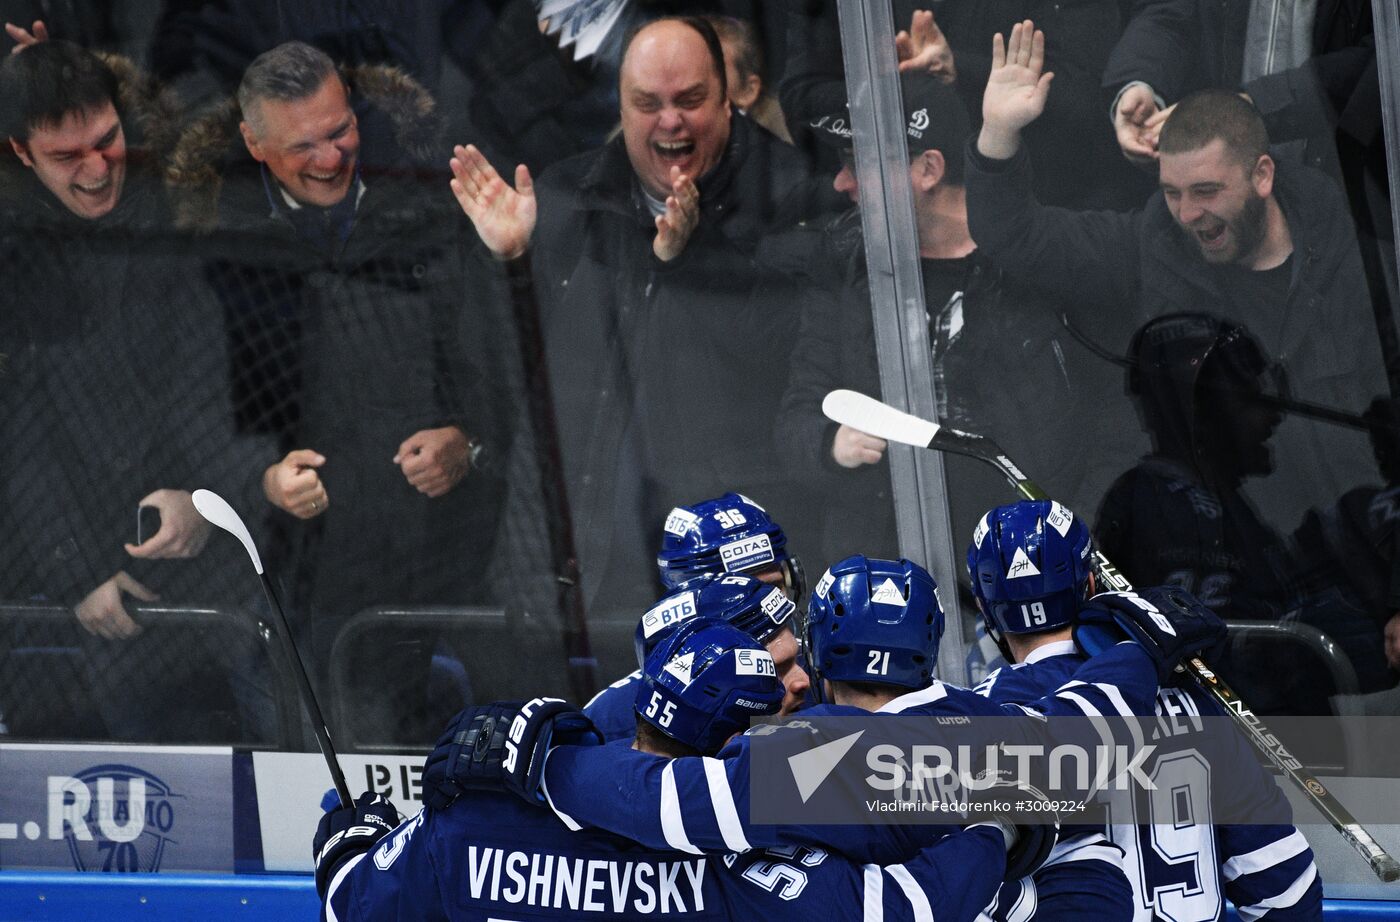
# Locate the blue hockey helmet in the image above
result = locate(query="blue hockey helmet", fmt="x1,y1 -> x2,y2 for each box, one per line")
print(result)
966,500 -> 1093,638
656,493 -> 806,602
801,556 -> 943,702
633,572 -> 797,668
636,617 -> 785,754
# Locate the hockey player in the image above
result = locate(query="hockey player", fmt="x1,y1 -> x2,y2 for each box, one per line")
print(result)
584,573 -> 810,742
316,618 -> 1020,921
425,556 -> 1226,871
967,499 -> 1323,921
584,492 -> 810,741
655,493 -> 806,601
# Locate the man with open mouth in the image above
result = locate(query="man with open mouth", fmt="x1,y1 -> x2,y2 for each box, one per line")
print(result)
167,40 -> 503,744
447,15 -> 833,622
0,40 -> 261,742
964,19 -> 1386,532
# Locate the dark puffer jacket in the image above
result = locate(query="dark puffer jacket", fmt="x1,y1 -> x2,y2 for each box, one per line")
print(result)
0,58 -> 268,742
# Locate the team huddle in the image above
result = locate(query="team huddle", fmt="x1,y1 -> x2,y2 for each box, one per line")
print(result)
312,494 -> 1322,921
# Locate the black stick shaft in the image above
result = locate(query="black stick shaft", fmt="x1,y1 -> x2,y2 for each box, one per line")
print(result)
1256,393 -> 1371,430
504,257 -> 598,702
257,572 -> 352,809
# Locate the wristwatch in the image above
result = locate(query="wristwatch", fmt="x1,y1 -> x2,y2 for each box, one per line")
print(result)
467,436 -> 486,470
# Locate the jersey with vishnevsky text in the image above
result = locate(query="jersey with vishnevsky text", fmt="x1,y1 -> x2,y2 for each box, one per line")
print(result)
322,785 -> 1008,921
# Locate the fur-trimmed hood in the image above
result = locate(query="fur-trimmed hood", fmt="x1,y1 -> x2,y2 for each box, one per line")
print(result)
166,64 -> 441,232
98,52 -> 184,161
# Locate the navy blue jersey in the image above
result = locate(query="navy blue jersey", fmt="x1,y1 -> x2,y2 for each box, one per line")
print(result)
975,641 -> 1322,922
586,670 -> 646,743
541,642 -> 1157,866
323,775 -> 1010,921
973,639 -> 1137,921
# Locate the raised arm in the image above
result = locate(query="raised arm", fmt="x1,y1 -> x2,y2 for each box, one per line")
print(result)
450,143 -> 535,261
965,20 -> 1144,312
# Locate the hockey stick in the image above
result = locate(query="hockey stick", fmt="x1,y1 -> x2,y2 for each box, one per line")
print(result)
1059,313 -> 1381,432
821,389 -> 1400,882
501,258 -> 599,702
192,489 -> 352,809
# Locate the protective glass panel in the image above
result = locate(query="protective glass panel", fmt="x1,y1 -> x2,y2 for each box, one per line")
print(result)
1,0 -> 1397,911
832,0 -> 1400,905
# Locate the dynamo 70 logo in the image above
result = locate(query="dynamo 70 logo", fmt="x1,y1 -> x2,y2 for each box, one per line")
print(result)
48,764 -> 179,872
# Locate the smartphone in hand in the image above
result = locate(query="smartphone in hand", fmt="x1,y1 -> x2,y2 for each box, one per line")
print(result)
137,505 -> 162,545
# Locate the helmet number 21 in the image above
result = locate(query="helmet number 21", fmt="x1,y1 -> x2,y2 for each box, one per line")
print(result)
866,650 -> 891,675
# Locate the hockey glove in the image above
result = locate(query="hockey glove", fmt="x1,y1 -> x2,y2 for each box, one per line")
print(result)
498,697 -> 604,805
312,791 -> 400,899
966,769 -> 1059,881
423,700 -> 524,810
1074,586 -> 1228,681
422,698 -> 603,810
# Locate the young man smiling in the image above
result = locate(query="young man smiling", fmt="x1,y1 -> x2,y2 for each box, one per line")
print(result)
9,94 -> 126,219
0,41 -> 228,637
964,19 -> 1386,526
967,21 -> 1379,383
0,41 -> 260,741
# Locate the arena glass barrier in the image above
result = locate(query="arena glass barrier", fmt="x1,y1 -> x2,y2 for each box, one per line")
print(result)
1,0 -> 1398,916
829,0 -> 1400,909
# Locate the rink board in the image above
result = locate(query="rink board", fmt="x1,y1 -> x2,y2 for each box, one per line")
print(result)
0,743 -> 1396,918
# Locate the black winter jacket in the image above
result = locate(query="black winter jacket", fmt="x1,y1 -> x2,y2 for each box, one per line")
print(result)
966,141 -> 1386,530
778,214 -> 1138,568
168,68 -> 507,652
524,113 -> 826,616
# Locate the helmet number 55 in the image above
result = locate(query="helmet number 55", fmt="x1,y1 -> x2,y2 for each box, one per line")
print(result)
645,692 -> 677,728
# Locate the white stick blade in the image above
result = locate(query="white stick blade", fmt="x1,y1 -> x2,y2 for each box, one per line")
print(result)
821,389 -> 940,448
191,489 -> 264,575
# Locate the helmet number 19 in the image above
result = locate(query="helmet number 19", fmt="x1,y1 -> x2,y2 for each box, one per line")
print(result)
1020,602 -> 1048,627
